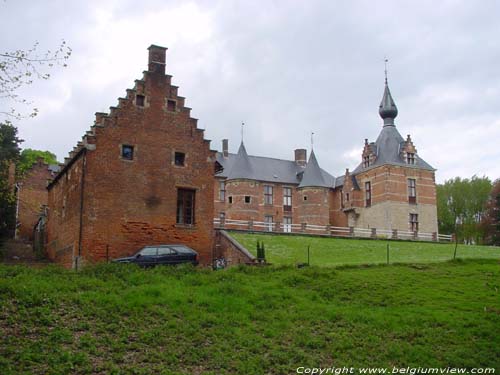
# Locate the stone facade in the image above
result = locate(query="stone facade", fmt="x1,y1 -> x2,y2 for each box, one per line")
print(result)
46,45 -> 216,268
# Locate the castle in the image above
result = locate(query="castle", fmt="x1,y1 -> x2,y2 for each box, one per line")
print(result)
214,78 -> 438,236
16,45 -> 438,267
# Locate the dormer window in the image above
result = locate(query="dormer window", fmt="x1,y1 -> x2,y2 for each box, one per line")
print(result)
363,155 -> 370,168
407,152 -> 416,165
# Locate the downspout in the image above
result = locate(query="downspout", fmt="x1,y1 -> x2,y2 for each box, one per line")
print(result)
77,148 -> 87,269
14,183 -> 20,240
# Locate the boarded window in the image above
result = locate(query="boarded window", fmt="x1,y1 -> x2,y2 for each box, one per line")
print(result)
176,189 -> 195,225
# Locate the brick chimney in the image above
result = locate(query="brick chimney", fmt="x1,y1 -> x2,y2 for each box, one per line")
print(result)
294,149 -> 307,167
222,139 -> 229,157
147,45 -> 167,75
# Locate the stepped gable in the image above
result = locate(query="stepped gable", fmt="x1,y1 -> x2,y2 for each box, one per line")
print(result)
49,44 -> 214,188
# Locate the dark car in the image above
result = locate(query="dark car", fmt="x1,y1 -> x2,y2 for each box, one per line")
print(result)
112,245 -> 199,267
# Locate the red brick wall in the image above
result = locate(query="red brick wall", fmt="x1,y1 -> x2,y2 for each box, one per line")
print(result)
47,156 -> 84,267
47,46 -> 215,267
17,162 -> 52,241
296,187 -> 331,227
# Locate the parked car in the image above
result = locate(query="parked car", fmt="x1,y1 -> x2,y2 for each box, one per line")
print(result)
112,245 -> 199,267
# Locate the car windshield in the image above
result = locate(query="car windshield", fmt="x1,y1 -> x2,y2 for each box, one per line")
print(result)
138,247 -> 157,256
169,245 -> 195,255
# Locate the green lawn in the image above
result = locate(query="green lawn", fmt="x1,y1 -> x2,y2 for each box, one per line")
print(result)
1,260 -> 499,374
230,232 -> 500,266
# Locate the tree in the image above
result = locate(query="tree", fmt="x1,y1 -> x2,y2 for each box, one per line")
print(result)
0,122 -> 23,238
436,176 -> 492,244
484,179 -> 500,246
0,41 -> 71,120
17,148 -> 57,176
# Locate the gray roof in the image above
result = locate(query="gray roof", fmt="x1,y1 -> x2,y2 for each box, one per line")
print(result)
48,164 -> 61,173
353,82 -> 435,174
298,150 -> 332,188
216,143 -> 336,186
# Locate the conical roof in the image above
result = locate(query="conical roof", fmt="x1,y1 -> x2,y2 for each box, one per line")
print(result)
226,142 -> 256,180
298,150 -> 330,188
379,80 -> 398,126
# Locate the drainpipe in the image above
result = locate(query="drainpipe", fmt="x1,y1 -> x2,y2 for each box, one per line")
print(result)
14,183 -> 21,240
77,149 -> 87,269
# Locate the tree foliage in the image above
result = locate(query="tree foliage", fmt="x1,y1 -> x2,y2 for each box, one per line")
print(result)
0,122 -> 23,238
17,148 -> 57,176
483,179 -> 500,246
436,176 -> 492,244
0,41 -> 71,120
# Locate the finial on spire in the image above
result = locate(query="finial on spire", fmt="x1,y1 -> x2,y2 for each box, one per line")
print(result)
311,131 -> 314,150
384,57 -> 388,84
241,122 -> 245,143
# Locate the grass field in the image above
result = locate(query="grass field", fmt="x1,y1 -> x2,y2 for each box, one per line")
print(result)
1,260 -> 499,374
230,232 -> 500,266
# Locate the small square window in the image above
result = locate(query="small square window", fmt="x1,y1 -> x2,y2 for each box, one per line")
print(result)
228,196 -> 233,204
174,152 -> 185,166
136,95 -> 145,107
244,196 -> 251,204
303,196 -> 307,201
167,99 -> 176,111
122,145 -> 134,160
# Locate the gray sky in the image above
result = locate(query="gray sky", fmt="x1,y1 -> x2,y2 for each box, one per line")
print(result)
2,0 -> 500,183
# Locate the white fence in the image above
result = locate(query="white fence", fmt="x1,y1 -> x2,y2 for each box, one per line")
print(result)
214,218 -> 453,243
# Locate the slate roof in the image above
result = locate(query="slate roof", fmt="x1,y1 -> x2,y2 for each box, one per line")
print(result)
352,81 -> 435,174
216,142 -> 336,187
298,150 -> 333,188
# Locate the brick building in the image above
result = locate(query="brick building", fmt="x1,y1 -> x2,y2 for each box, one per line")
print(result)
46,45 -> 216,267
15,158 -> 59,241
215,78 -> 438,235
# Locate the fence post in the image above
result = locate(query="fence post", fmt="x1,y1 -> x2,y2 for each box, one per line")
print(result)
248,220 -> 253,231
275,221 -> 281,233
326,225 -> 331,236
220,216 -> 225,228
413,231 -> 418,240
432,232 -> 437,242
371,228 -> 377,239
349,226 -> 354,237
301,223 -> 307,233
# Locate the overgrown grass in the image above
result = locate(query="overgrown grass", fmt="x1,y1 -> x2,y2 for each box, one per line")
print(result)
230,232 -> 500,266
1,260 -> 499,374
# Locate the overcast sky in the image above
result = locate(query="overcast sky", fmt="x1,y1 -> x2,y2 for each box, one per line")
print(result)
2,0 -> 500,183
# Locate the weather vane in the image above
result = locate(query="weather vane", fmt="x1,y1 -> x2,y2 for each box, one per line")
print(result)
311,131 -> 314,150
241,122 -> 245,143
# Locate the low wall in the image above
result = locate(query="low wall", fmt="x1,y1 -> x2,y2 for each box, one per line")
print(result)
215,230 -> 255,266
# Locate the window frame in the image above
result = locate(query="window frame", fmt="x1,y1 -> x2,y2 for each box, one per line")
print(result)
407,152 -> 416,165
174,152 -> 186,167
365,181 -> 372,207
121,144 -> 134,161
409,213 -> 419,232
283,187 -> 292,212
408,178 -> 417,204
136,94 -> 145,107
264,185 -> 273,205
264,215 -> 274,232
176,188 -> 196,225
219,181 -> 225,201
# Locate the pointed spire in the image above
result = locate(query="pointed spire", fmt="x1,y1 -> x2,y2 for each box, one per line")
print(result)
298,150 -> 329,188
226,141 -> 255,180
379,63 -> 398,127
